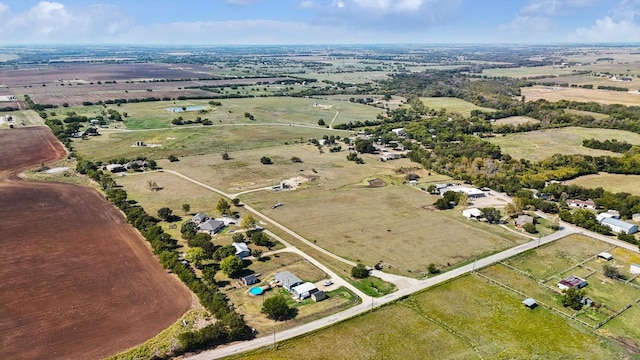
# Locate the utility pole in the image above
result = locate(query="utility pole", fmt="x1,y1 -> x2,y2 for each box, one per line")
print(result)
273,327 -> 276,350
472,257 -> 477,272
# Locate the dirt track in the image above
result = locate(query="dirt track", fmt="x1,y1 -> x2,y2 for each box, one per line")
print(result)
0,127 -> 192,359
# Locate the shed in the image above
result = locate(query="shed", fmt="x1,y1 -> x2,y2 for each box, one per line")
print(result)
522,298 -> 537,309
601,217 -> 638,235
311,291 -> 327,302
242,274 -> 259,286
597,252 -> 613,261
275,271 -> 303,291
232,242 -> 250,259
630,263 -> 640,275
633,213 -> 640,222
558,275 -> 588,291
291,282 -> 318,299
462,208 -> 482,219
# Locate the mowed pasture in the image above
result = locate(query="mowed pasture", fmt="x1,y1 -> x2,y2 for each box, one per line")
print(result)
0,109 -> 45,128
486,127 -> 640,161
566,173 -> 640,196
481,66 -> 581,78
71,123 -> 347,161
0,127 -> 192,360
420,97 -> 495,116
522,85 -> 640,106
233,275 -> 628,360
492,115 -> 540,126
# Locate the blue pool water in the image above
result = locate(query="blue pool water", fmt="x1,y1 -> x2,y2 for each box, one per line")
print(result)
167,105 -> 206,113
249,287 -> 264,295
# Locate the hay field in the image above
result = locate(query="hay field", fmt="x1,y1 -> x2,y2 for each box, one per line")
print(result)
522,85 -> 640,106
72,124 -> 345,161
566,173 -> 640,196
482,66 -> 579,78
492,116 -> 540,126
420,97 -> 495,116
565,109 -> 610,120
233,275 -> 628,360
486,127 -> 640,161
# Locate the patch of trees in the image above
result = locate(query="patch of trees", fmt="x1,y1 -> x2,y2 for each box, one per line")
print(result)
260,156 -> 272,165
261,295 -> 292,321
582,138 -> 633,153
597,85 -> 628,92
346,152 -> 364,164
561,287 -> 585,310
558,209 -> 611,235
434,191 -> 463,210
351,263 -> 369,279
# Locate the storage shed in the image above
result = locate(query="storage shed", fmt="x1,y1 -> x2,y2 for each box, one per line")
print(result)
558,275 -> 588,291
311,291 -> 327,302
522,298 -> 537,309
601,217 -> 638,235
597,252 -> 613,261
630,263 -> 640,275
242,274 -> 259,286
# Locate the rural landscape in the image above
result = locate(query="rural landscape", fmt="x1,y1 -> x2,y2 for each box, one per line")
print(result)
2,5 -> 640,358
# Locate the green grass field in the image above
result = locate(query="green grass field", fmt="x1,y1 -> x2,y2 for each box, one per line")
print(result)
232,275 -> 629,359
419,97 -> 495,116
486,127 -> 640,161
492,116 -> 540,127
566,173 -> 640,196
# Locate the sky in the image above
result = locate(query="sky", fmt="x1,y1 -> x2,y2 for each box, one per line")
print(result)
0,0 -> 638,45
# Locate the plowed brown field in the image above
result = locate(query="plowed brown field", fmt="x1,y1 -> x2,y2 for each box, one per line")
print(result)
0,127 -> 192,360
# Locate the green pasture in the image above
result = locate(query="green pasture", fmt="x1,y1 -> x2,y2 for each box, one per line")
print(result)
565,108 -> 610,120
492,116 -> 540,127
486,127 -> 640,161
233,275 -> 628,359
71,124 -> 347,162
419,97 -> 495,116
566,173 -> 640,196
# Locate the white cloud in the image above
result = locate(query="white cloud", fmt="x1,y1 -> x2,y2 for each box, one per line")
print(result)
521,0 -> 599,15
570,0 -> 640,42
0,3 -> 9,17
0,1 -> 134,43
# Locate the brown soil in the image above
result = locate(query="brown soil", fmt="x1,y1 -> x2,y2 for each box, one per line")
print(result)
368,179 -> 386,187
0,127 -> 192,360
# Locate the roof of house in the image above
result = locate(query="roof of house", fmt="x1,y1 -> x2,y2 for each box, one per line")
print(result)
559,275 -> 586,288
242,274 -> 258,284
462,208 -> 483,217
232,242 -> 250,254
275,271 -> 302,289
198,219 -> 224,232
567,199 -> 595,206
601,217 -> 637,231
192,213 -> 207,222
515,215 -> 534,226
291,282 -> 317,295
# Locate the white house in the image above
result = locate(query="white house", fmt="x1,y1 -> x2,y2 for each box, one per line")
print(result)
232,242 -> 250,259
462,208 -> 483,219
600,217 -> 638,235
566,199 -> 596,209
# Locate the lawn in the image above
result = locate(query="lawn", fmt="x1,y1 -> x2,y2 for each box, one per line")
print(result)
522,85 -> 640,106
566,173 -> 640,196
232,275 -> 629,359
419,97 -> 495,116
486,127 -> 640,161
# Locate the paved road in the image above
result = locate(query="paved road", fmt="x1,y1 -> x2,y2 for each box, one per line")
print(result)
99,122 -> 354,133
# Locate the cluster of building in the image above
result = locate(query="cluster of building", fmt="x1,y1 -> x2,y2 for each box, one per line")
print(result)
274,271 -> 326,302
564,199 -> 639,235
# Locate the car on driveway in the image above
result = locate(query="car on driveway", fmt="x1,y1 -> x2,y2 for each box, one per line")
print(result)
323,280 -> 333,286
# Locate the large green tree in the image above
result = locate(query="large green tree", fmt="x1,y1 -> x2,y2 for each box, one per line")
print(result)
216,198 -> 231,216
261,295 -> 291,321
220,255 -> 243,278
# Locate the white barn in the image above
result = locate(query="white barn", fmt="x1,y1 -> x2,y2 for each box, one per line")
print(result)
601,217 -> 638,235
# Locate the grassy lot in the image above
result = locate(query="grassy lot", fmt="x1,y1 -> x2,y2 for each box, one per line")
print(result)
504,234 -> 610,280
0,110 -> 45,128
492,116 -> 540,126
481,66 -> 580,78
232,275 -> 629,359
351,276 -> 397,297
566,173 -> 640,196
486,127 -> 640,161
565,109 -> 610,120
71,124 -> 347,162
522,85 -> 640,106
419,97 -> 495,116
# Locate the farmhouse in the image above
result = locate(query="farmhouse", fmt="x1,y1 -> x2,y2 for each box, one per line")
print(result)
198,219 -> 225,235
232,242 -> 250,259
105,164 -> 125,173
600,217 -> 638,235
515,215 -> 534,228
291,282 -> 318,300
275,271 -> 303,291
630,263 -> 640,275
558,275 -> 588,291
566,199 -> 596,209
462,208 -> 482,219
242,274 -> 259,286
191,213 -> 207,224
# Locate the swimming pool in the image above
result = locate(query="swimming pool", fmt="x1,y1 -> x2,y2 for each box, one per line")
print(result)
249,287 -> 264,295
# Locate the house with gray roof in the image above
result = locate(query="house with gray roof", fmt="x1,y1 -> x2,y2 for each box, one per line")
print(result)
191,213 -> 207,224
275,271 -> 303,291
600,217 -> 638,234
198,219 -> 225,235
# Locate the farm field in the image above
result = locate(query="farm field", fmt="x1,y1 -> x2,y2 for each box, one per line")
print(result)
566,173 -> 640,196
492,115 -> 540,127
71,123 -> 346,161
0,110 -> 45,128
522,85 -> 640,106
565,108 -> 610,120
0,127 -> 192,360
480,66 -> 581,78
486,126 -> 640,161
419,97 -> 495,116
232,274 -> 629,360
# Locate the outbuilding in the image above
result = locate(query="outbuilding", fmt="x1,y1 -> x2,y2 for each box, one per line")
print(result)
242,274 -> 259,286
597,252 -> 613,261
232,242 -> 251,259
311,291 -> 327,302
522,298 -> 537,309
558,275 -> 588,291
291,282 -> 318,300
462,208 -> 482,219
630,263 -> 640,275
600,217 -> 638,235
